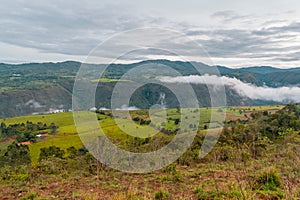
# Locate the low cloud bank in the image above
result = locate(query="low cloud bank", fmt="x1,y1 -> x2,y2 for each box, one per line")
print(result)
25,99 -> 44,108
160,75 -> 300,102
116,105 -> 140,110
98,105 -> 140,111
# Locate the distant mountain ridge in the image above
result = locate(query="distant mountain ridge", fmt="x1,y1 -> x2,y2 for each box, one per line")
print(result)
0,59 -> 300,117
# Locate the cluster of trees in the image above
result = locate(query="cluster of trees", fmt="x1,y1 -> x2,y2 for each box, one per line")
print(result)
0,142 -> 100,176
0,121 -> 58,142
132,116 -> 151,125
264,104 -> 300,135
96,110 -> 112,117
219,104 -> 300,154
0,142 -> 31,167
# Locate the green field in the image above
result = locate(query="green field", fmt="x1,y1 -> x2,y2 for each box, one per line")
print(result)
228,105 -> 284,113
1,104 -> 300,199
90,78 -> 131,82
0,108 -> 218,163
0,112 -> 76,162
0,106 -> 281,164
0,112 -> 74,128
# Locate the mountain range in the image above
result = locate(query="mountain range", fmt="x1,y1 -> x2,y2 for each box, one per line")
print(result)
1,60 -> 299,117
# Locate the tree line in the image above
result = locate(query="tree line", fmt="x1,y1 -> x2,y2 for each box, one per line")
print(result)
0,121 -> 58,142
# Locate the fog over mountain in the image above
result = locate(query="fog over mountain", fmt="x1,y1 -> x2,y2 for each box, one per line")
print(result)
160,75 -> 300,103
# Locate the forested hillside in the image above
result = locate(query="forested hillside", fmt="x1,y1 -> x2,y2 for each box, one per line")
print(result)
1,60 -> 300,117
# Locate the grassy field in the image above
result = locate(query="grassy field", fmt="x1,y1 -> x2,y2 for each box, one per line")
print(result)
0,112 -> 74,129
228,105 -> 284,113
0,106 -> 281,164
90,78 -> 131,82
29,134 -> 83,163
0,112 -> 78,161
1,104 -> 300,199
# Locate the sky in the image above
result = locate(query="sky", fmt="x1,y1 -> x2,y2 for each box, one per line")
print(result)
0,0 -> 300,68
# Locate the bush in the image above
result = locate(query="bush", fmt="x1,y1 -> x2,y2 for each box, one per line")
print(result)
0,165 -> 31,182
177,149 -> 197,166
1,143 -> 31,166
256,168 -> 282,191
193,184 -> 242,200
154,189 -> 170,200
162,162 -> 177,173
39,146 -> 65,161
37,157 -> 68,175
211,146 -> 235,162
241,151 -> 251,163
21,192 -> 38,200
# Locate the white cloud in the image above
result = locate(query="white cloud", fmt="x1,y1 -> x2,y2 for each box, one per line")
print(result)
160,75 -> 300,102
25,99 -> 44,108
116,104 -> 140,110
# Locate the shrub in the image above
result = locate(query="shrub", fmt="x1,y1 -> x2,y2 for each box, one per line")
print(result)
241,151 -> 251,163
211,146 -> 234,162
256,168 -> 282,191
39,146 -> 65,161
0,165 -> 31,182
1,142 -> 31,166
177,149 -> 196,166
37,157 -> 68,175
194,184 -> 242,200
154,189 -> 170,200
162,162 -> 177,173
21,192 -> 38,200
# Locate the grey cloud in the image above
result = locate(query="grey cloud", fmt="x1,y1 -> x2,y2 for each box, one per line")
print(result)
211,10 -> 250,22
91,23 -> 300,63
261,19 -> 288,26
181,26 -> 300,62
270,51 -> 300,62
271,22 -> 300,33
0,1 -> 158,56
195,29 -> 269,57
252,29 -> 277,36
275,57 -> 300,62
118,48 -> 176,60
253,22 -> 300,36
112,24 -> 300,64
0,1 -> 300,67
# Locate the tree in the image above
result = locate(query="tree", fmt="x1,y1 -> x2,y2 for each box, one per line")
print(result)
49,123 -> 58,134
0,122 -> 6,133
67,146 -> 78,159
39,146 -> 65,161
263,110 -> 269,116
1,142 -> 31,166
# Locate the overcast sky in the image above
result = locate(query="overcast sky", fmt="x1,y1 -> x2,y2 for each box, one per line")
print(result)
1,0 -> 300,68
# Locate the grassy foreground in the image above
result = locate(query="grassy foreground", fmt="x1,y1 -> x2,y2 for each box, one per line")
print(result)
1,104 -> 299,199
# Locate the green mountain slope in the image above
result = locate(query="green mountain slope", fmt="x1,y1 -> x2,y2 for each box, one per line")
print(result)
1,60 -> 299,117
